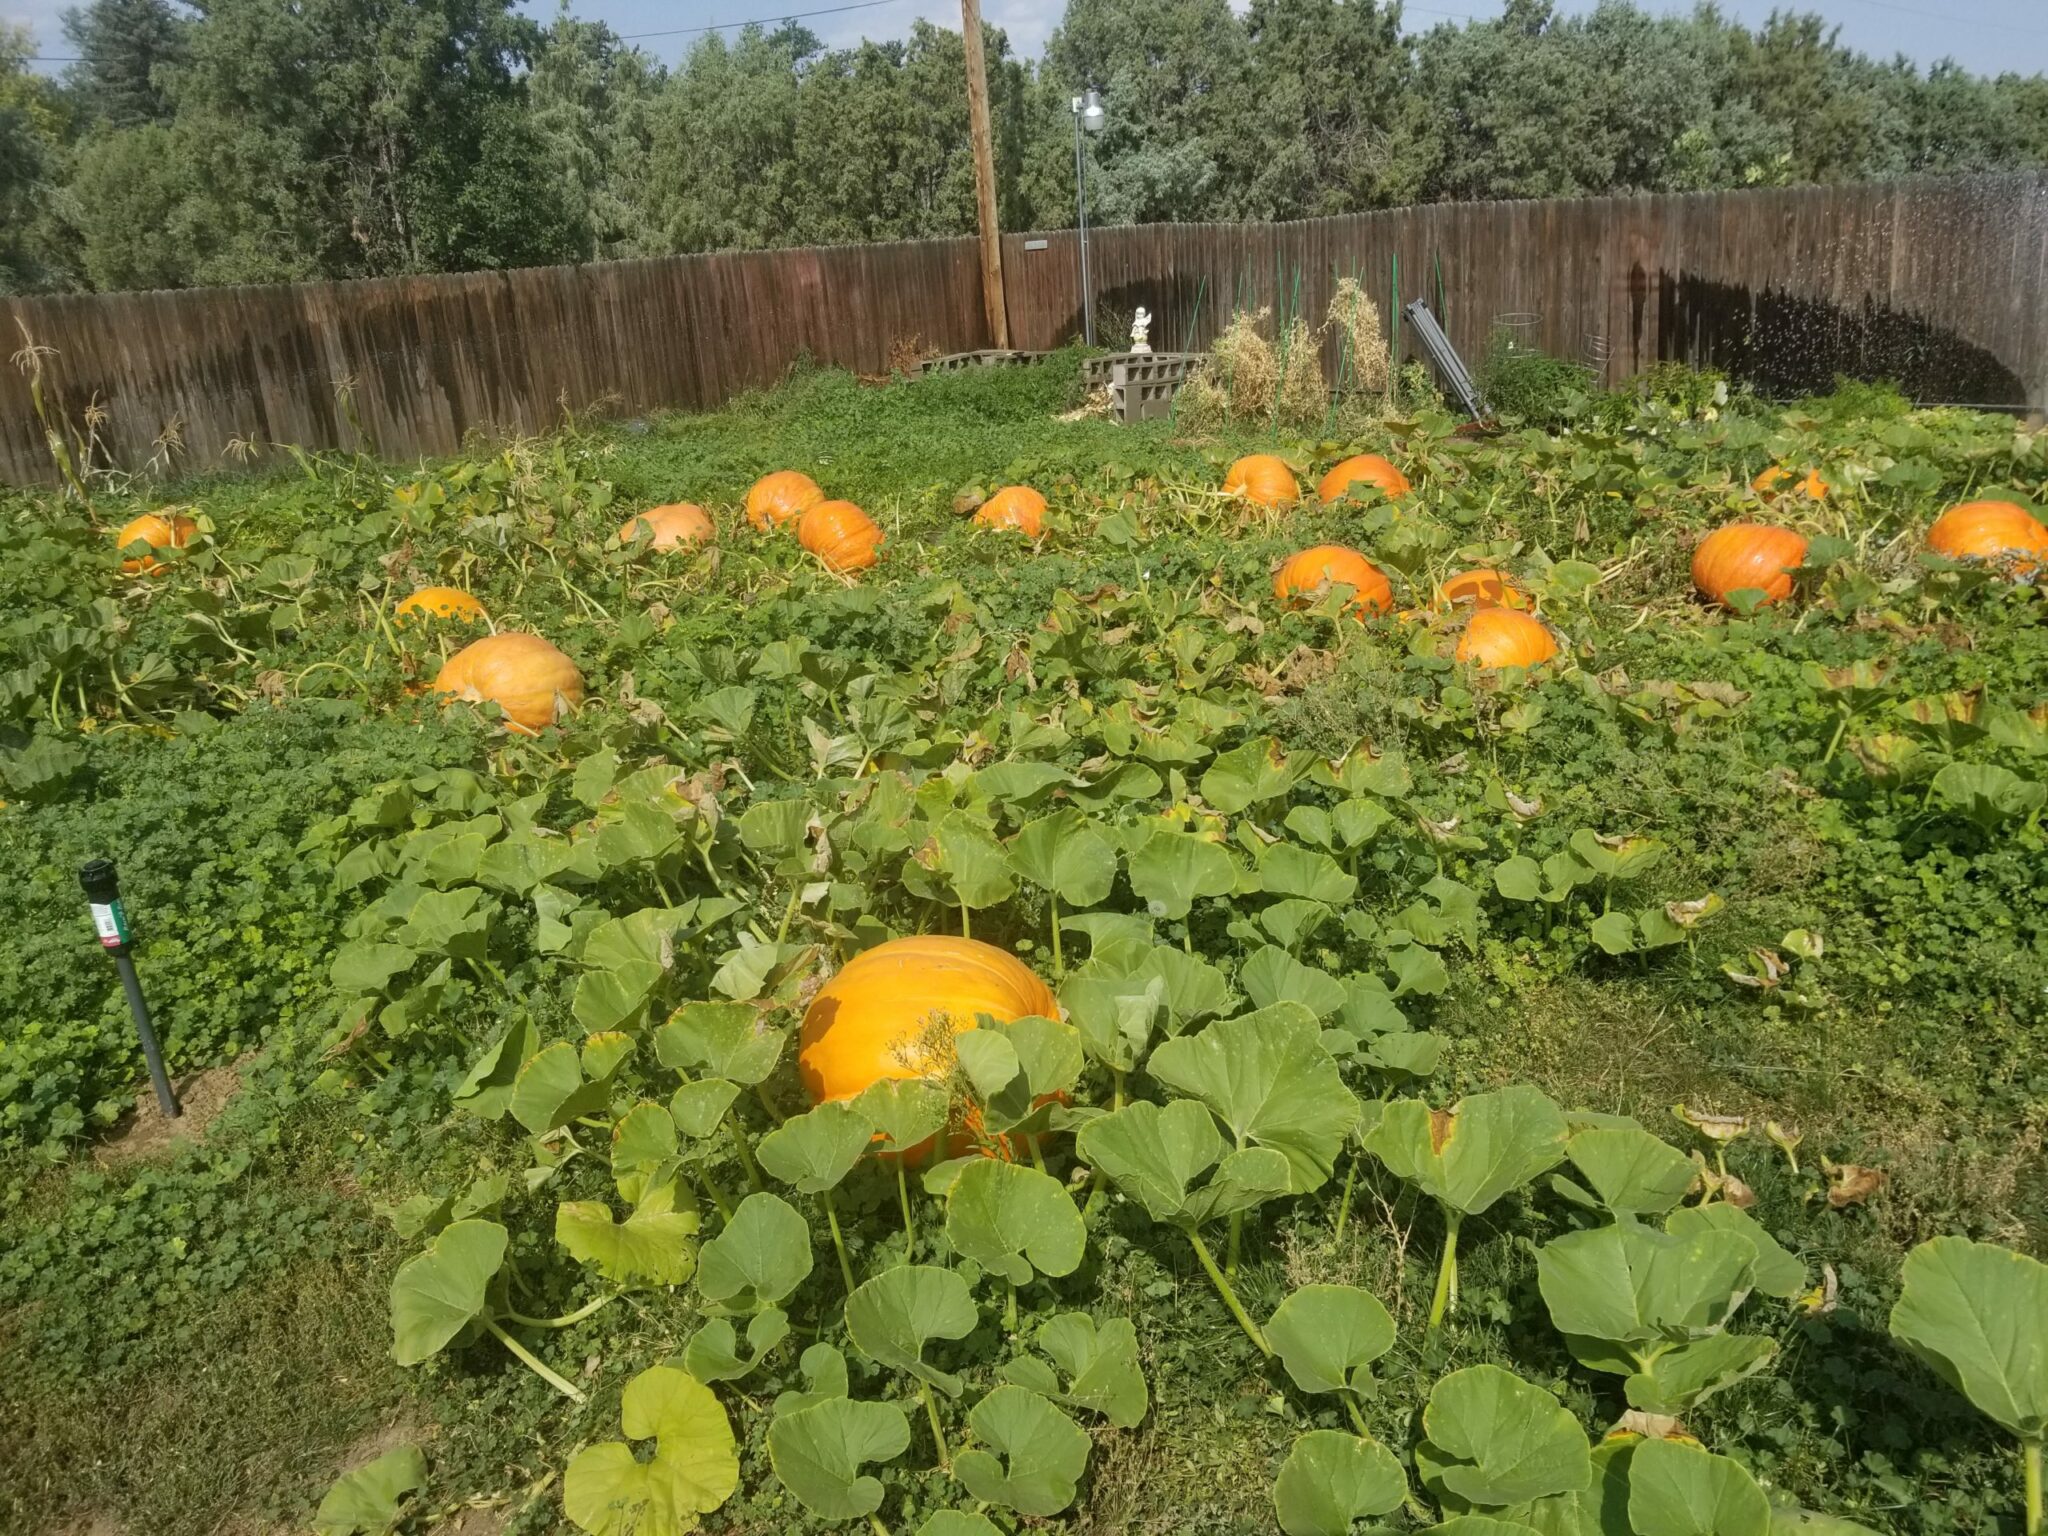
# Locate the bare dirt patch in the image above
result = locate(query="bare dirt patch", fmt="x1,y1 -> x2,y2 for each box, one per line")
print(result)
94,1064 -> 240,1167
42,1514 -> 123,1536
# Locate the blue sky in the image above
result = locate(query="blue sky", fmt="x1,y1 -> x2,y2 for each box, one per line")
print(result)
10,0 -> 2046,79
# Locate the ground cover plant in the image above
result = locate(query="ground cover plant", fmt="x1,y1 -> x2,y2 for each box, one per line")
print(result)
1,354 -> 2044,1536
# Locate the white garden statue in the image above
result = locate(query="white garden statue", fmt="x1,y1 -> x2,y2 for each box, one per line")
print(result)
1129,306 -> 1152,354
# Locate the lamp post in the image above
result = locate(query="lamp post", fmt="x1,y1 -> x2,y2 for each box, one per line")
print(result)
1070,86 -> 1106,346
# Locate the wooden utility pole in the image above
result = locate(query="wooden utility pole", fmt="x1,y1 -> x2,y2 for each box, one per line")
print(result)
959,0 -> 1009,347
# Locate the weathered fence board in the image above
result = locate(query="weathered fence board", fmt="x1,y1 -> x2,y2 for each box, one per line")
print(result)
3,175 -> 2041,485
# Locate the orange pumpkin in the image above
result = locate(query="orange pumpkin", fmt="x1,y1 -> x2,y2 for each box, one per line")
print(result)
1273,545 -> 1393,617
1752,466 -> 1829,502
395,586 -> 487,625
1926,499 -> 2048,576
1456,607 -> 1558,669
1437,568 -> 1526,610
798,936 -> 1058,1107
745,470 -> 825,531
1691,523 -> 1809,608
431,633 -> 584,736
798,499 -> 883,573
974,485 -> 1046,537
1318,453 -> 1411,504
619,502 -> 715,551
115,512 -> 197,574
1223,454 -> 1299,509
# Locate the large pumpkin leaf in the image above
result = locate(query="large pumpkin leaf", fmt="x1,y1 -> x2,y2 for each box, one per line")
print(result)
1562,1127 -> 1697,1219
1200,736 -> 1300,813
612,1100 -> 681,1204
682,1308 -> 790,1384
928,811 -> 1018,909
845,1264 -> 978,1397
1126,826 -> 1238,919
757,1100 -> 875,1193
453,1018 -> 539,1120
855,1077 -> 951,1154
1272,1429 -> 1408,1536
556,1182 -> 700,1287
1416,1365 -> 1591,1509
1266,1284 -> 1397,1397
313,1445 -> 427,1536
1007,810 -> 1119,907
1364,1085 -> 1569,1217
1149,1006 -> 1360,1192
654,1001 -> 786,1086
695,1191 -> 813,1312
1625,1438 -> 1771,1536
390,1219 -> 507,1365
1536,1222 -> 1756,1362
998,1312 -> 1148,1428
915,1515 -> 1006,1536
944,1160 -> 1086,1285
767,1396 -> 912,1520
510,1038 -> 618,1136
953,1385 -> 1091,1517
1238,948 -> 1349,1017
562,1366 -> 739,1536
1888,1236 -> 2048,1441
1074,1099 -> 1289,1228
1625,1332 -> 1779,1414
1665,1204 -> 1806,1300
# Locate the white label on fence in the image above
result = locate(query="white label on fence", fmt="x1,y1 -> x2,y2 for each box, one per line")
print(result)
1023,239 -> 1048,251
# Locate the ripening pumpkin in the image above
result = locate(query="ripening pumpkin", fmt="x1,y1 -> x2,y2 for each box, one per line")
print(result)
1691,523 -> 1808,608
1273,545 -> 1393,617
974,485 -> 1046,537
115,512 -> 197,574
1436,568 -> 1527,610
1926,499 -> 2048,576
1456,607 -> 1558,669
619,502 -> 715,551
745,470 -> 825,531
395,586 -> 487,625
798,936 -> 1058,1107
1223,454 -> 1299,508
1318,453 -> 1411,504
1752,466 -> 1829,502
798,499 -> 883,573
431,632 -> 584,736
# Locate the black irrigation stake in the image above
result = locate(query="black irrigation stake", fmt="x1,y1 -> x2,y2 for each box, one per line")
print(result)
80,859 -> 180,1118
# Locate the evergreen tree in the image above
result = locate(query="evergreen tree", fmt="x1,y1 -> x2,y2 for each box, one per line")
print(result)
62,0 -> 185,129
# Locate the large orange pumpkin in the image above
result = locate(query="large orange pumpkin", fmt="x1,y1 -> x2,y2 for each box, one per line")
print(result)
745,470 -> 825,531
1273,545 -> 1394,617
974,485 -> 1046,537
395,586 -> 487,625
1223,454 -> 1299,509
1926,499 -> 2048,576
1456,607 -> 1558,669
1691,523 -> 1809,608
798,500 -> 884,573
620,502 -> 715,551
1437,568 -> 1526,610
431,633 -> 584,736
798,936 -> 1058,1106
115,512 -> 197,574
1752,466 -> 1828,502
1318,453 -> 1411,504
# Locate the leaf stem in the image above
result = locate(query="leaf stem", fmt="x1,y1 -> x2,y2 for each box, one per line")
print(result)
920,1380 -> 951,1471
824,1188 -> 857,1295
726,1111 -> 765,1193
895,1159 -> 915,1264
869,1518 -> 893,1536
696,1165 -> 734,1222
485,1319 -> 586,1402
2023,1437 -> 2042,1536
1187,1227 -> 1271,1355
960,900 -> 971,940
1005,1278 -> 1019,1332
1049,892 -> 1063,975
1333,1151 -> 1358,1245
1344,1396 -> 1371,1438
1226,1209 -> 1243,1278
1427,1208 -> 1463,1330
501,1293 -> 616,1329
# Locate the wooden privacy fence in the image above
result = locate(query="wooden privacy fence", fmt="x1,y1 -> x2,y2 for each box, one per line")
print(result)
2,174 -> 2043,485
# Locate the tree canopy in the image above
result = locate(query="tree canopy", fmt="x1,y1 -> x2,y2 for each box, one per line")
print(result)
5,0 -> 2044,294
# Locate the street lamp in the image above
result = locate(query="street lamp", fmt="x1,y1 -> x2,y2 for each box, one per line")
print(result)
1071,86 -> 1106,346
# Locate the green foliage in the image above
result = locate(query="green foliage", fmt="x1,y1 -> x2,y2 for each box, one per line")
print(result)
562,1365 -> 739,1535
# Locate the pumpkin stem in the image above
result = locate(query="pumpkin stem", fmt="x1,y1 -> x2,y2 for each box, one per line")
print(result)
1427,1207 -> 1463,1330
919,1379 -> 951,1471
895,1159 -> 915,1265
1004,1278 -> 1018,1333
824,1189 -> 857,1295
1332,1150 -> 1358,1245
1186,1226 -> 1271,1356
1048,892 -> 1063,975
2021,1438 -> 2041,1536
696,1165 -> 734,1222
484,1319 -> 586,1403
726,1111 -> 765,1193
1226,1209 -> 1243,1278
960,900 -> 971,941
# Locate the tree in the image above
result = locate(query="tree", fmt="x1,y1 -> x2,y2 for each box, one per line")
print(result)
529,4 -> 665,262
62,0 -> 185,129
0,23 -> 70,293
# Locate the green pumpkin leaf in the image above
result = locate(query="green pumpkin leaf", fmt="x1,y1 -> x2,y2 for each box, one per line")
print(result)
944,1160 -> 1086,1286
452,1018 -> 539,1120
1258,842 -> 1358,904
1075,1098 -> 1290,1228
1570,829 -> 1667,884
670,1078 -> 743,1140
1589,912 -> 1637,956
855,1077 -> 951,1154
683,1308 -> 790,1383
613,1100 -> 681,1204
390,1219 -> 506,1365
1888,1235 -> 2048,1441
1126,827 -> 1238,920
930,811 -> 1018,909
1625,1438 -> 1770,1536
1536,1222 -> 1755,1358
510,1040 -> 610,1135
1429,1519 -> 1549,1536
1148,1006 -> 1357,1193
696,1191 -> 813,1312
914,1514 -> 1006,1536
1928,762 -> 2047,830
556,1183 -> 700,1286
1625,1332 -> 1778,1414
1200,736 -> 1299,813
1007,810 -> 1119,907
1272,1429 -> 1408,1536
757,1101 -> 875,1193
1364,1086 -> 1569,1217
1514,1436 -> 1636,1536
845,1264 -> 978,1397
953,1385 -> 1091,1517
1061,971 -> 1161,1074
1666,1205 -> 1807,1300
1416,1365 -> 1591,1509
767,1396 -> 912,1519
654,1001 -> 786,1086
998,1312 -> 1148,1428
1266,1284 -> 1397,1397
1564,1127 -> 1698,1219
1238,947 -> 1349,1018
1769,1511 -> 1887,1536
1493,856 -> 1545,903
773,1341 -> 852,1417
1387,942 -> 1451,998
313,1445 -> 426,1536
562,1366 -> 739,1536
